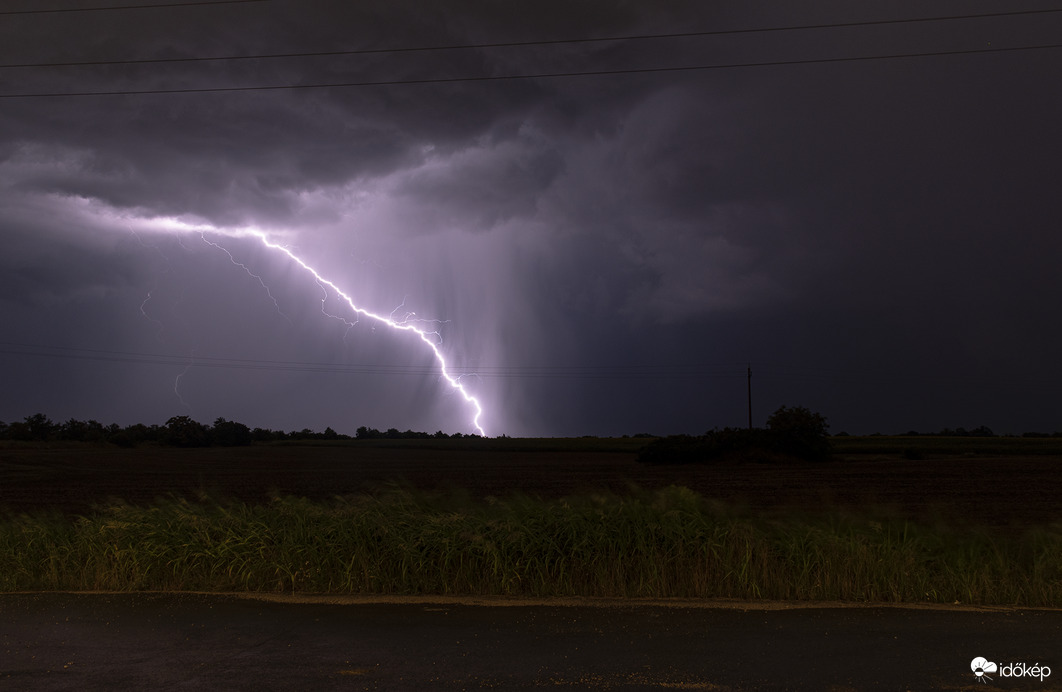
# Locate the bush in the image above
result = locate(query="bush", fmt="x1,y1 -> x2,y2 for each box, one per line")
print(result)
637,406 -> 832,465
766,406 -> 832,461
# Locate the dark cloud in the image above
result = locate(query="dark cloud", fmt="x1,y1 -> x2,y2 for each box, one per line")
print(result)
1,1 -> 1061,436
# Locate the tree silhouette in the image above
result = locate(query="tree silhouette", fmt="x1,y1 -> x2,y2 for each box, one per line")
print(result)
211,417 -> 252,446
164,415 -> 210,447
766,405 -> 832,460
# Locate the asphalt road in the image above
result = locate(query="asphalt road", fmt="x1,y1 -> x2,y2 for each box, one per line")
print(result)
2,594 -> 1059,691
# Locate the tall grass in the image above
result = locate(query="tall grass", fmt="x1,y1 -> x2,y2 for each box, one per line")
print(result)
2,486 -> 1060,605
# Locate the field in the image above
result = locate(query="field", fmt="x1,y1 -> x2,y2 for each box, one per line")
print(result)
2,436 -> 1060,604
2,435 -> 1060,525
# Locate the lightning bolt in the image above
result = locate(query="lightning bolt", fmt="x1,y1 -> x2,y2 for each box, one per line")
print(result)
139,289 -> 167,341
389,297 -> 450,344
173,355 -> 194,413
128,226 -> 169,341
198,232 -> 293,327
137,217 -> 486,436
311,269 -> 359,337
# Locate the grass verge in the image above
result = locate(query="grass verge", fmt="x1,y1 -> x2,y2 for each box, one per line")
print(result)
2,485 -> 1059,606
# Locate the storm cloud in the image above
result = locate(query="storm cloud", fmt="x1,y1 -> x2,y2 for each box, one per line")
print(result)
2,0 -> 1061,436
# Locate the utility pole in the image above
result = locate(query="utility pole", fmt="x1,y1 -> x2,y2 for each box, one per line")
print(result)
747,364 -> 753,430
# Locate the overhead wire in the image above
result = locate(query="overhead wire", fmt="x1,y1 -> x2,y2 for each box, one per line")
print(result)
0,342 -> 747,379
2,8 -> 1059,69
0,0 -> 268,15
3,42 -> 1062,98
2,6 -> 1061,97
3,342 -> 1052,386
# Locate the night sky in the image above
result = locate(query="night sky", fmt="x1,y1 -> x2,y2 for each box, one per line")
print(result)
2,1 -> 1061,437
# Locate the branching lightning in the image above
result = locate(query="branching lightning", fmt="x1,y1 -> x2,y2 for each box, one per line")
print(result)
138,217 -> 486,435
128,226 -> 169,341
173,358 -> 194,413
138,289 -> 167,341
198,233 -> 293,327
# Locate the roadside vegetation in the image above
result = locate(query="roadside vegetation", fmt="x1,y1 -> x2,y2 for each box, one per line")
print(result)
3,409 -> 1060,605
3,485 -> 1060,606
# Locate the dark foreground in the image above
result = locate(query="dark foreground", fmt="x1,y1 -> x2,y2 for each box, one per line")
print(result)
3,440 -> 1061,526
2,593 -> 1059,691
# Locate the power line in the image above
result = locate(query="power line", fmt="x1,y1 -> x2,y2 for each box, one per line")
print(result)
0,0 -> 268,15
8,341 -> 1055,387
0,342 -> 442,375
6,342 -> 1055,385
0,342 -> 746,379
3,42 -> 1061,98
2,8 -> 1060,69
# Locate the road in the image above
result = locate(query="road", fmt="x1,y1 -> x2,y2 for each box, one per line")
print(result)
2,594 -> 1059,691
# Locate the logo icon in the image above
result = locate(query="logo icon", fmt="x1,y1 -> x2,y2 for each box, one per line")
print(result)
971,657 -> 998,683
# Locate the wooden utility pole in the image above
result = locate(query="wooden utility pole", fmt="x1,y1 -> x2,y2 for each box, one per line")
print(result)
747,364 -> 753,430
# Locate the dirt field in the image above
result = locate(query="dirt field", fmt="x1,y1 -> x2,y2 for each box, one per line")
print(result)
1,439 -> 1059,527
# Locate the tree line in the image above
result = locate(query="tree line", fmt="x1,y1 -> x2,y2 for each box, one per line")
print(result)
0,413 -> 479,448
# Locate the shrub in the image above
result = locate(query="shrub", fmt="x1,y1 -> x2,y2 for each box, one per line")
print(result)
637,406 -> 832,464
765,406 -> 832,461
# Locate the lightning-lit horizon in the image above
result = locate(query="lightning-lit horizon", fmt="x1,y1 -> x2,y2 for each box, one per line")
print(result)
136,216 -> 487,436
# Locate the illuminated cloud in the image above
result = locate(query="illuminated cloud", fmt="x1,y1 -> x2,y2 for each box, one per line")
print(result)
1,1 -> 1061,435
